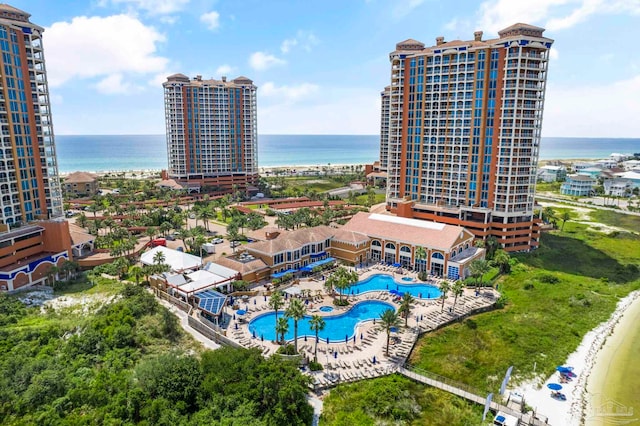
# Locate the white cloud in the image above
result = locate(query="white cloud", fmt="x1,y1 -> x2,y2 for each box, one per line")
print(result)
200,11 -> 220,30
477,0 -> 640,34
392,0 -> 427,19
259,88 -> 379,134
215,64 -> 235,76
280,38 -> 297,54
99,0 -> 189,15
543,75 -> 640,137
260,82 -> 320,102
280,31 -> 319,54
549,47 -> 559,60
248,51 -> 286,71
45,15 -> 168,88
95,73 -> 138,94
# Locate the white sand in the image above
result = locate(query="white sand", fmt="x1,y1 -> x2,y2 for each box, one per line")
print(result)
510,290 -> 640,426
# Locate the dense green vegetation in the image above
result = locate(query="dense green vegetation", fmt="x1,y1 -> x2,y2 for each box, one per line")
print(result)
408,219 -> 640,395
0,285 -> 313,425
320,375 -> 483,425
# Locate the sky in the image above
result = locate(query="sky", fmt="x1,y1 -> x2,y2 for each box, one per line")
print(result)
13,0 -> 640,137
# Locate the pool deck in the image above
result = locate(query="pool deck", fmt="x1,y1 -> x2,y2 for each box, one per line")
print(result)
223,266 -> 499,390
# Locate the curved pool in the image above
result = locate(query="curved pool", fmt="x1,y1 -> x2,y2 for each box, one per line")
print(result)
248,300 -> 394,342
319,306 -> 334,312
401,277 -> 414,282
341,274 -> 441,299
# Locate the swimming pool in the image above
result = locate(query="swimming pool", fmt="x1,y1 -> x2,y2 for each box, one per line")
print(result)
248,300 -> 394,342
319,306 -> 334,312
401,277 -> 414,282
341,274 -> 441,299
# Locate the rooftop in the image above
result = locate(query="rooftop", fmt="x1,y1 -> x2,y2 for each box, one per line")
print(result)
247,225 -> 336,255
341,212 -> 472,251
64,171 -> 98,184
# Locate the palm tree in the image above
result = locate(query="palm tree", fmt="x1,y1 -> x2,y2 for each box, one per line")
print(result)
285,299 -> 307,354
309,315 -> 326,362
439,280 -> 451,312
325,266 -> 358,304
47,265 -> 59,289
451,280 -> 465,312
275,317 -> 289,345
485,235 -> 499,260
153,250 -> 166,267
560,211 -> 571,231
379,309 -> 401,356
469,259 -> 490,287
268,291 -> 285,337
398,292 -> 415,327
76,213 -> 88,229
543,206 -> 556,225
414,246 -> 427,272
492,250 -> 511,274
129,265 -> 144,285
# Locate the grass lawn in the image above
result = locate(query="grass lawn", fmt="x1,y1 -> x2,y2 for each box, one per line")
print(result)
588,209 -> 640,233
320,375 -> 484,426
535,181 -> 561,193
408,220 -> 640,395
354,192 -> 386,206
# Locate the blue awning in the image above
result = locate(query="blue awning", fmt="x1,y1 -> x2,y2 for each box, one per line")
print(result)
300,257 -> 335,272
272,268 -> 298,278
310,251 -> 326,258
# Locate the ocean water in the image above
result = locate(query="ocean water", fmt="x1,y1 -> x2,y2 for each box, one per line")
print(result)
54,134 -> 640,173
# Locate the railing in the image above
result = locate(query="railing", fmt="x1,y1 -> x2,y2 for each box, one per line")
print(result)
154,288 -> 191,312
187,316 -> 243,348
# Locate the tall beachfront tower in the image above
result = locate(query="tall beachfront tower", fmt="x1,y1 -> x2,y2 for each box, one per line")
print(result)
385,24 -> 553,252
163,74 -> 258,194
379,86 -> 390,173
0,4 -> 63,225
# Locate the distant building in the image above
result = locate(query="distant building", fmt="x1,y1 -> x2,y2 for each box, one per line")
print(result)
621,159 -> 640,171
614,171 -> 640,188
384,24 -> 554,252
573,162 -> 599,172
0,4 -> 63,224
537,165 -> 566,182
595,159 -> 618,169
379,86 -> 390,173
609,153 -> 631,162
603,178 -> 632,197
163,74 -> 258,195
560,175 -> 596,196
64,172 -> 99,197
576,167 -> 603,179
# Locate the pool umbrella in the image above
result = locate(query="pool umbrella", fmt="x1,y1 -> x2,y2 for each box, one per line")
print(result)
233,314 -> 236,320
360,333 -> 363,340
547,383 -> 563,391
334,351 -> 338,359
261,335 -> 264,342
304,335 -> 307,341
345,334 -> 348,343
327,337 -> 330,344
264,295 -> 267,302
252,330 -> 256,338
235,323 -> 238,330
353,335 -> 356,343
254,299 -> 256,305
556,366 -> 572,373
372,356 -> 376,364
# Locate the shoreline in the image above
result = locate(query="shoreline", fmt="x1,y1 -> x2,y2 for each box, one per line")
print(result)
510,290 -> 640,426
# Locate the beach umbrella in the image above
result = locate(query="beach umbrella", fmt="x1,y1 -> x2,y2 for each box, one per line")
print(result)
547,383 -> 563,391
556,366 -> 572,373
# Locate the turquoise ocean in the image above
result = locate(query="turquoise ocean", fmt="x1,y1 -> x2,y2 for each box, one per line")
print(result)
54,134 -> 640,174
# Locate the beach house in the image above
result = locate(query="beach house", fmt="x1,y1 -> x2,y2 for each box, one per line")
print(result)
560,175 -> 596,196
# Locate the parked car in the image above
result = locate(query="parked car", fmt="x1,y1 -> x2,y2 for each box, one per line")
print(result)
151,238 -> 167,247
230,241 -> 241,248
166,234 -> 176,241
65,210 -> 74,218
212,238 -> 224,244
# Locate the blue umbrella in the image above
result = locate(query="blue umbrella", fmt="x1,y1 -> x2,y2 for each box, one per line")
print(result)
372,356 -> 376,364
304,335 -> 308,341
235,323 -> 238,330
345,334 -> 348,343
334,351 -> 338,359
237,309 -> 246,315
252,330 -> 256,338
557,366 -> 573,373
547,383 -> 563,391
360,333 -> 363,340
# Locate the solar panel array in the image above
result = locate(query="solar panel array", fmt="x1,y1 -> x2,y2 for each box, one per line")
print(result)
196,289 -> 227,315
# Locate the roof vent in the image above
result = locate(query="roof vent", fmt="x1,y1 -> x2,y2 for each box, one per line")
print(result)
474,31 -> 483,41
436,36 -> 445,46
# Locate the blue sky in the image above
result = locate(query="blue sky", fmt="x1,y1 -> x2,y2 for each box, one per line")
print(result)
14,0 -> 640,137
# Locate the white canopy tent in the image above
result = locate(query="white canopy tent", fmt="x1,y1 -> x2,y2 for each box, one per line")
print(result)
141,246 -> 201,272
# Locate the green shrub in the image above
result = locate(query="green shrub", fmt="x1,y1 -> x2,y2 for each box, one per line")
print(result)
333,299 -> 350,307
495,295 -> 508,309
309,361 -> 323,371
523,281 -> 535,290
276,344 -> 296,355
537,273 -> 560,284
417,271 -> 428,281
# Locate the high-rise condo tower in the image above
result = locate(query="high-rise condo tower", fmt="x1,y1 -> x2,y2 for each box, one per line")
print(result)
384,23 -> 553,252
163,74 -> 258,194
0,4 -> 63,225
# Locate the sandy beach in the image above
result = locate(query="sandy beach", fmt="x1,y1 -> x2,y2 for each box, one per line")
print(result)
510,290 -> 640,426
